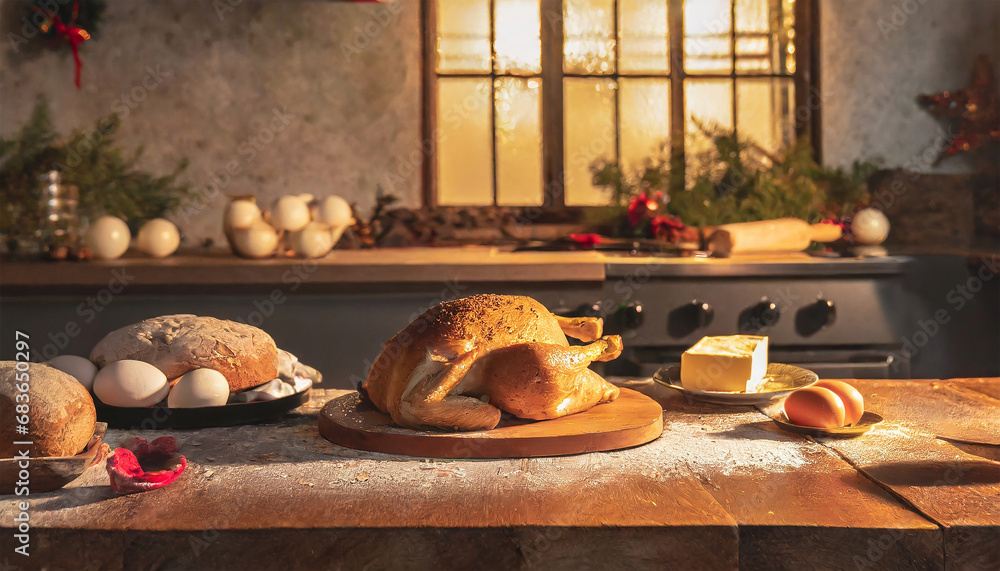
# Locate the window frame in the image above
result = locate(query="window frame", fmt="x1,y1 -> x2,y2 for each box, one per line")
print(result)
421,0 -> 820,217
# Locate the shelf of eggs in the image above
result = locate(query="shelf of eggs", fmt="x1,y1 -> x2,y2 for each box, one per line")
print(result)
86,216 -> 181,260
83,194 -> 356,261
224,194 -> 355,259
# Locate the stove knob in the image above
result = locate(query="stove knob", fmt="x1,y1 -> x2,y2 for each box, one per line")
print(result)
796,299 -> 836,336
740,298 -> 780,333
578,301 -> 604,319
556,301 -> 604,319
667,300 -> 714,338
622,301 -> 644,329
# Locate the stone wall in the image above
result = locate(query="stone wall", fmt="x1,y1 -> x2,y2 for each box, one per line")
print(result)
1,0 -> 997,245
0,0 -> 422,244
819,0 -> 1000,173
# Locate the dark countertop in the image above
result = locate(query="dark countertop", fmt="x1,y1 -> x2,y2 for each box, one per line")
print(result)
1,378 -> 996,570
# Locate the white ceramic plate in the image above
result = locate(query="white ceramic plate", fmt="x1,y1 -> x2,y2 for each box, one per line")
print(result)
652,363 -> 818,405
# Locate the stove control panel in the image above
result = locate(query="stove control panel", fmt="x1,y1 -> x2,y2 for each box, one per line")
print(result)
556,277 -> 906,348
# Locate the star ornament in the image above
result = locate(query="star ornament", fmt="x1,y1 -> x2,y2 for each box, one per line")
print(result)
917,55 -> 1000,163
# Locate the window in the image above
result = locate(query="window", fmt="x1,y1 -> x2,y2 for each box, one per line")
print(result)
424,0 -> 816,211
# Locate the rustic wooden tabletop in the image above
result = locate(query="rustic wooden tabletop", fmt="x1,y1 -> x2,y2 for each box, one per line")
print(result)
1,378 -> 997,570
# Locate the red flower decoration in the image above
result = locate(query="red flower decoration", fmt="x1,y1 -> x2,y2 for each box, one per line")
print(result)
652,214 -> 696,243
627,193 -> 659,227
106,436 -> 186,495
569,233 -> 604,249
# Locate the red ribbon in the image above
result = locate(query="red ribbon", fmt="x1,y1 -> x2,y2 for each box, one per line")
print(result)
33,2 -> 91,89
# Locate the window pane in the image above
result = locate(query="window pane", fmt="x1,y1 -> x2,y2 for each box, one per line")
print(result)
781,0 -> 796,74
620,78 -> 670,170
495,0 -> 542,74
735,0 -> 770,73
684,0 -> 733,74
437,78 -> 494,206
564,0 -> 616,75
737,77 -> 794,154
564,78 -> 617,206
619,0 -> 669,74
685,79 -> 733,180
496,78 -> 544,206
436,0 -> 491,73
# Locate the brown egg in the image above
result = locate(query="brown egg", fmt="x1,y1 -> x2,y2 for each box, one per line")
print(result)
783,387 -> 846,428
814,380 -> 865,425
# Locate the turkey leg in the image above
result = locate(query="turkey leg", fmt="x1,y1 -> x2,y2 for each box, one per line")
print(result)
399,345 -> 503,431
555,315 -> 603,342
476,335 -> 623,420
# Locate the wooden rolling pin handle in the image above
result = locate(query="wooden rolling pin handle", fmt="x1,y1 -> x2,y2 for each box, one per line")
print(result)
810,223 -> 843,243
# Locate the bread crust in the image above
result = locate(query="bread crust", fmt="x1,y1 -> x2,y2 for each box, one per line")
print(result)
1,362 -> 96,458
90,315 -> 278,392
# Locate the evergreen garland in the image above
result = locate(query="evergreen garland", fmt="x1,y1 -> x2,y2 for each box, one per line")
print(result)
591,122 -> 877,237
0,98 -> 192,246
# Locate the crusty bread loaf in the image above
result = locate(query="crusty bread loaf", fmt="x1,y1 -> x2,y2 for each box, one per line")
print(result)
1,362 -> 96,458
90,315 -> 278,392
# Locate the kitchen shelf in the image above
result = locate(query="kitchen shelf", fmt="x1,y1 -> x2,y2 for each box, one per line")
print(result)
0,247 -> 607,292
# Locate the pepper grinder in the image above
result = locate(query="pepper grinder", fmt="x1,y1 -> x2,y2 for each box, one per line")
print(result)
36,170 -> 81,258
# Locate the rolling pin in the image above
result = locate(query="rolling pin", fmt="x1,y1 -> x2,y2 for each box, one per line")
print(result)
707,218 -> 842,256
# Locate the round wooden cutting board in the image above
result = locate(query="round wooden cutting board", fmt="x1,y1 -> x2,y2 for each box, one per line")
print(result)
318,388 -> 663,459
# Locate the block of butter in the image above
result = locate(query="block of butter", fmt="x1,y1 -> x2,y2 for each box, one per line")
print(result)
680,335 -> 769,392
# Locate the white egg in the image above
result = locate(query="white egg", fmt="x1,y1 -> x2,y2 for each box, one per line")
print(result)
168,368 -> 230,408
270,195 -> 311,232
231,221 -> 278,258
136,218 -> 180,258
93,360 -> 169,407
226,200 -> 262,230
288,221 -> 334,258
46,355 -> 98,391
85,215 -> 131,260
852,208 -> 890,245
317,196 -> 354,227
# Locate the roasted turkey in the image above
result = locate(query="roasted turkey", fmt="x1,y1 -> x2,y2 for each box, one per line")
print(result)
362,294 -> 622,431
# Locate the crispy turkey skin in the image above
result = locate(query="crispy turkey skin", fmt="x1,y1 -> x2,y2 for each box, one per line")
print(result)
362,294 -> 622,431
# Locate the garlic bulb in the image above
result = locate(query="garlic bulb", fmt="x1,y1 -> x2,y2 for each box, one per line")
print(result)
851,208 -> 890,245
288,221 -> 335,258
231,221 -> 278,258
135,218 -> 180,258
225,200 -> 262,231
85,215 -> 131,260
271,195 -> 311,232
317,196 -> 354,227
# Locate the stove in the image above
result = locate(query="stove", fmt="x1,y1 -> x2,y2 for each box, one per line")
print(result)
535,253 -> 914,380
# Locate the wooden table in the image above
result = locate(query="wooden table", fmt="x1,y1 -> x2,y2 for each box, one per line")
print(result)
1,379 -> 997,570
